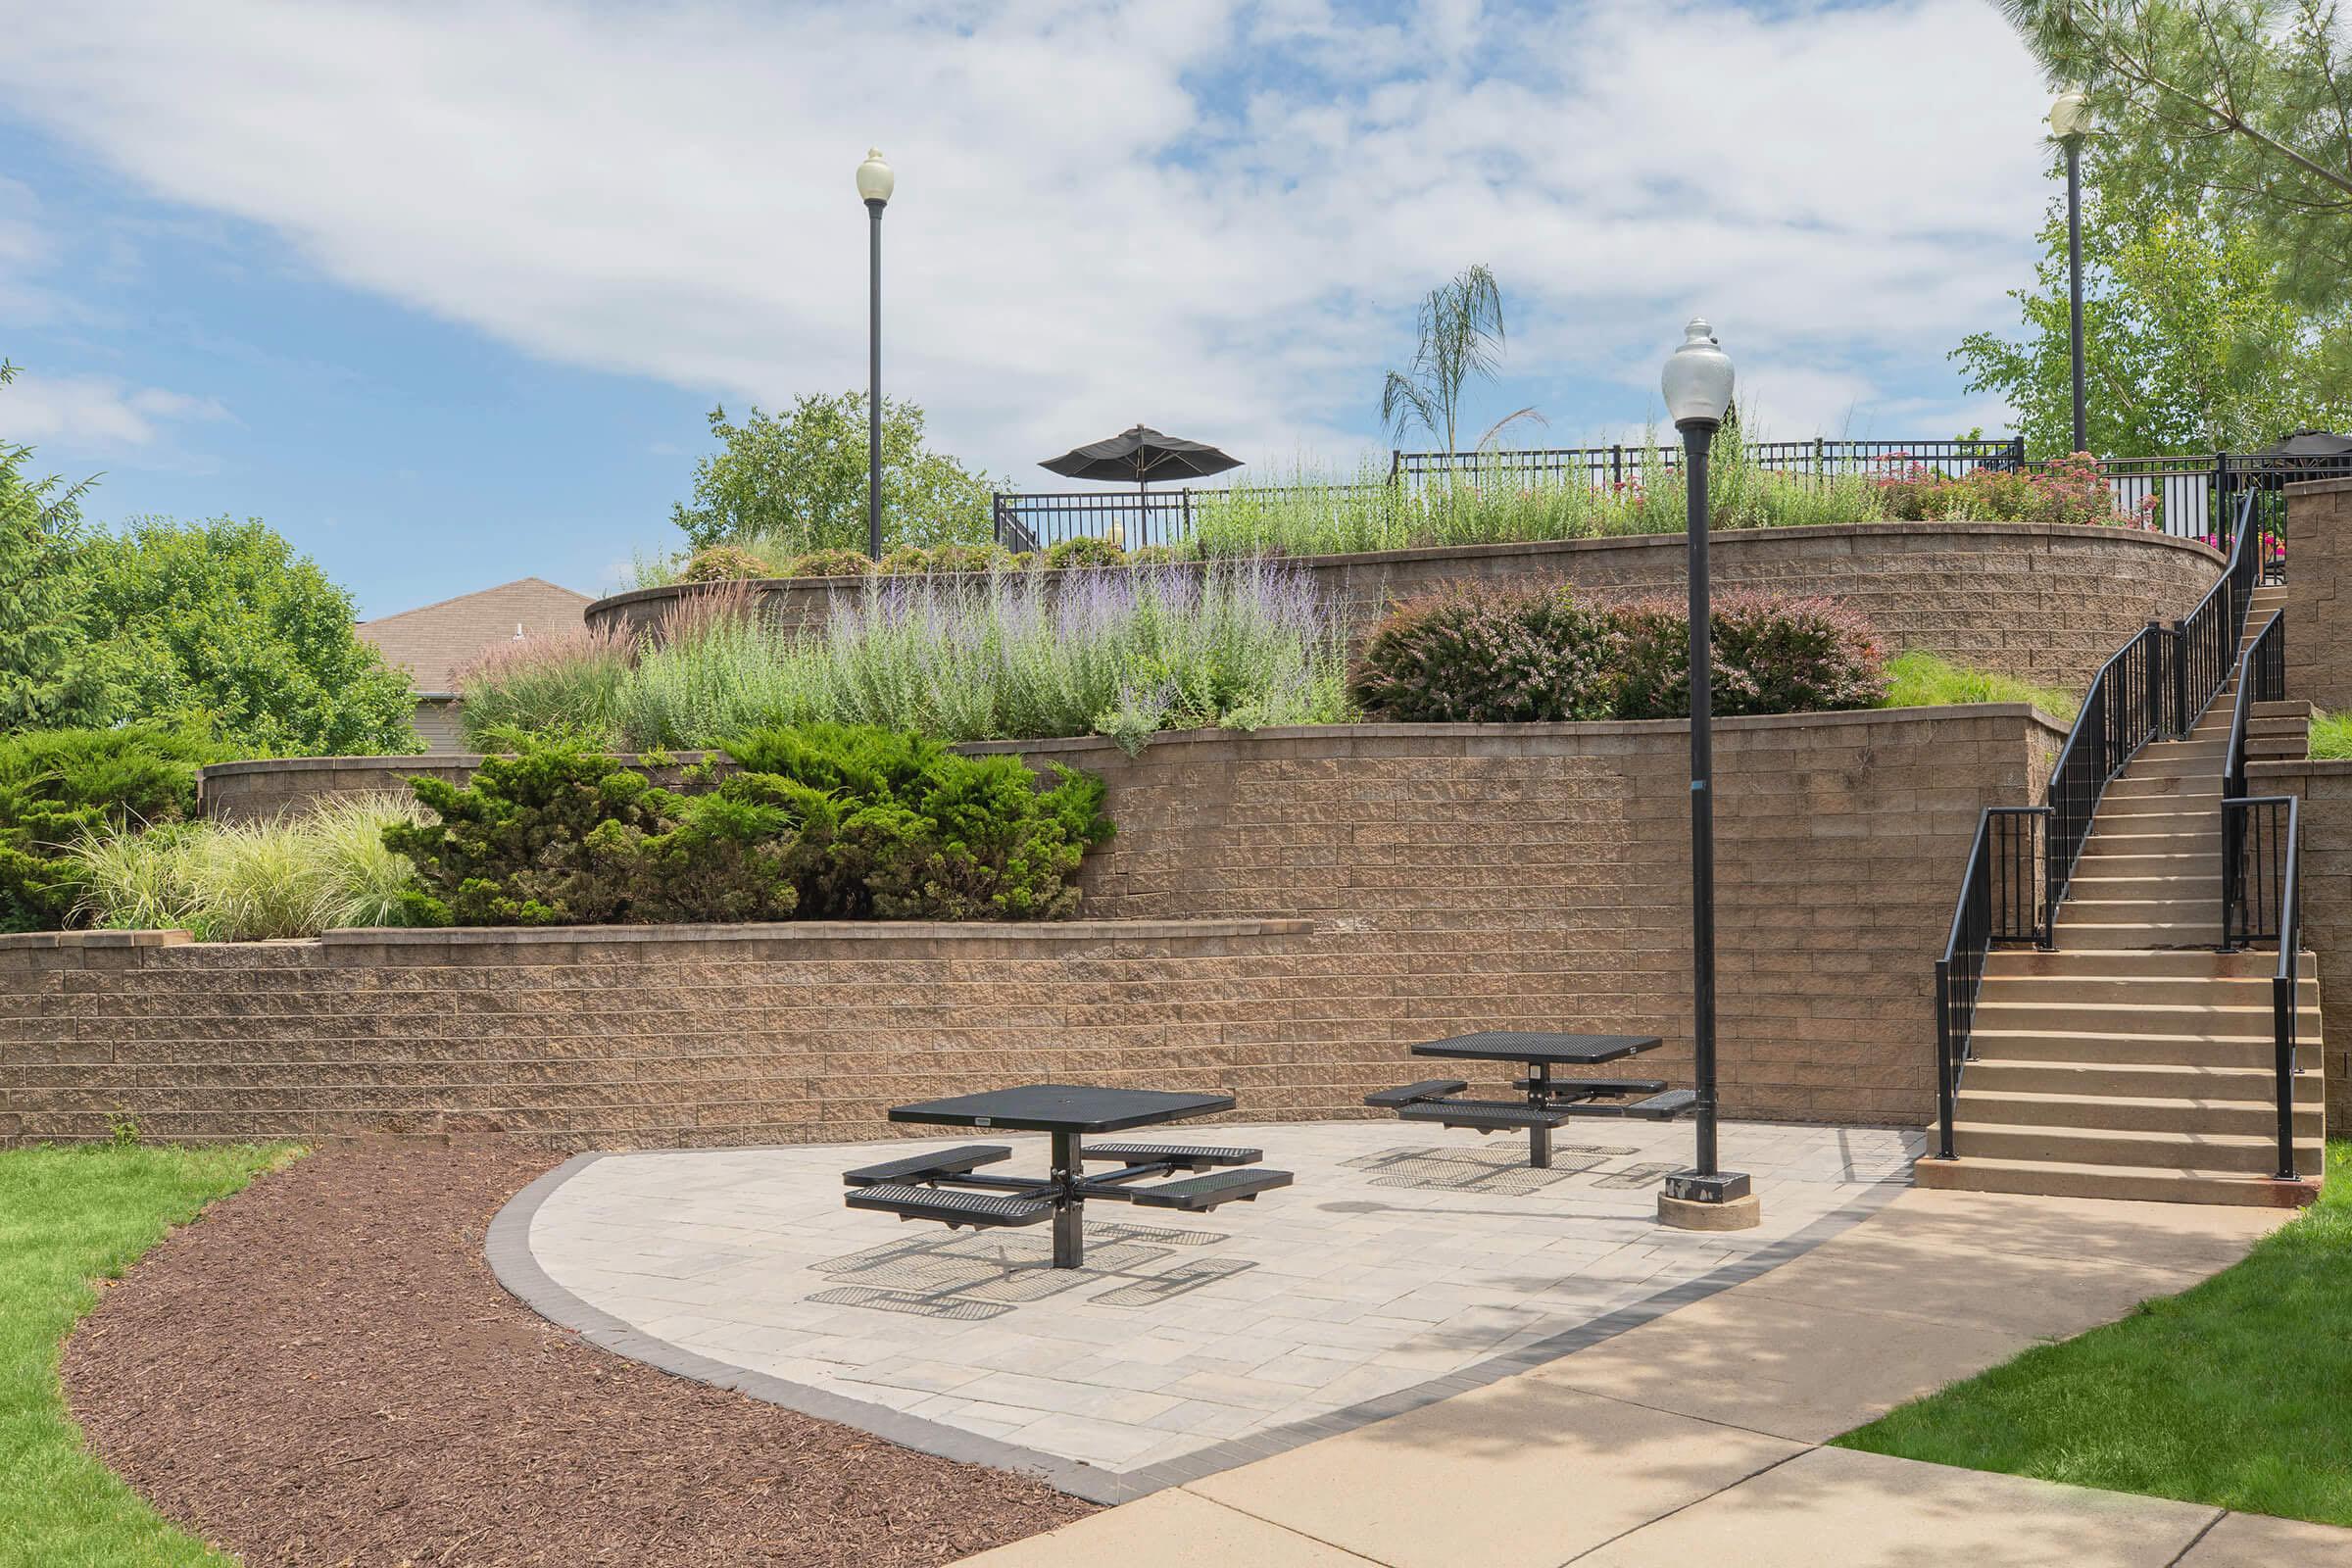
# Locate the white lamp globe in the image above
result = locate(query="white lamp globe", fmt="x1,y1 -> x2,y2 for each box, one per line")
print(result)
2049,91 -> 2091,140
857,148 -> 895,205
1661,318 -> 1734,430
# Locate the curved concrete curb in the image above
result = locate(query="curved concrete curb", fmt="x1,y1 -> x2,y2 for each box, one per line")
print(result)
487,1152 -> 1916,1505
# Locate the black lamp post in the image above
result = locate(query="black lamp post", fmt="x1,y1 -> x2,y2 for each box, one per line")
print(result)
2052,92 -> 2090,456
1658,318 -> 1757,1232
857,148 -> 895,560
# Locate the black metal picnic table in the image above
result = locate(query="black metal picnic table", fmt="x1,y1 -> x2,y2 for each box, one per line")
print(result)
842,1084 -> 1293,1268
1368,1032 -> 1695,1169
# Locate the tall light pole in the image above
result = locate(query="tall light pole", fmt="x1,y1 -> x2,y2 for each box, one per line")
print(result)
1658,318 -> 1757,1234
2052,91 -> 2091,456
857,148 -> 895,560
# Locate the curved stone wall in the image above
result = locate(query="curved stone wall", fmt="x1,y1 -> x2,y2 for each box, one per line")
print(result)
23,708 -> 2064,1147
584,522 -> 2220,688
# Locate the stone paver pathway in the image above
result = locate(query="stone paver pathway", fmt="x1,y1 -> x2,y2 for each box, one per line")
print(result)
956,1187 -> 2347,1567
497,1119 -> 1920,1500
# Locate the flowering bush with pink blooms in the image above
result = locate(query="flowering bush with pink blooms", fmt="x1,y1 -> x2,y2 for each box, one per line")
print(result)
1872,452 -> 2146,528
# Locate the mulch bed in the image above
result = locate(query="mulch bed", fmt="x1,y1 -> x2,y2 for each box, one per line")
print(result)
64,1145 -> 1094,1567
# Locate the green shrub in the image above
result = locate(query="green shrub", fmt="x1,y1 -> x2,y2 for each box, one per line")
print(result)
69,794 -> 426,941
1353,585 -> 1886,724
878,542 -> 1015,575
1610,592 -> 1886,718
1045,535 -> 1127,569
387,727 -> 1114,926
721,723 -> 1113,919
782,548 -> 876,578
1349,583 -> 1622,723
677,544 -> 774,582
0,726 -> 220,932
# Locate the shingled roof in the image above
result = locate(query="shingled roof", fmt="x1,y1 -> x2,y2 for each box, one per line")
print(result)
358,577 -> 592,696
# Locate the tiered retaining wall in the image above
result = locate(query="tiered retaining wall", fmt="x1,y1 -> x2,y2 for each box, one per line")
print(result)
12,708 -> 2063,1147
584,522 -> 2218,687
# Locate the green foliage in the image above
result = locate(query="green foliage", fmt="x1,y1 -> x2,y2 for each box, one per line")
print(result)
389,729 -> 1113,926
75,516 -> 421,757
1999,2 -> 2352,313
0,726 -> 219,933
1348,583 -> 1622,723
2311,709 -> 2352,759
1838,1141 -> 2352,1528
0,1143 -> 293,1568
1352,585 -> 1886,724
0,363 -> 110,733
1881,651 -> 2082,721
1951,172 -> 2352,456
1380,263 -> 1542,452
669,393 -> 995,558
454,625 -> 633,752
678,544 -> 774,582
70,795 -> 427,941
880,541 -> 1017,575
1044,535 -> 1128,569
785,547 -> 880,578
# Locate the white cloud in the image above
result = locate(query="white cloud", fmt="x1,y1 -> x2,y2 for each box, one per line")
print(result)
0,0 -> 2051,474
4,371 -> 230,449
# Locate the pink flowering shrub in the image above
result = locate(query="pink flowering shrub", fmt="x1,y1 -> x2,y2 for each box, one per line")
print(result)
1873,452 -> 2136,527
1351,582 -> 1886,723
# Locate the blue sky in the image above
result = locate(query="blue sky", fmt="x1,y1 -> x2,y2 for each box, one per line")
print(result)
0,0 -> 2053,617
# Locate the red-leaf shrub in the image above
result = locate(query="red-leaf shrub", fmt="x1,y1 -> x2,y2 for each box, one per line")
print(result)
1354,583 -> 1886,723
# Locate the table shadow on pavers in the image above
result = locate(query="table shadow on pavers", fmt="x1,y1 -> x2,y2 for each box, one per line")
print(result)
806,1223 -> 1251,1321
1340,1144 -> 1638,1195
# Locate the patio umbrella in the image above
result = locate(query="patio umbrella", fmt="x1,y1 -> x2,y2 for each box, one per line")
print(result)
2249,429 -> 2352,464
1039,425 -> 1243,500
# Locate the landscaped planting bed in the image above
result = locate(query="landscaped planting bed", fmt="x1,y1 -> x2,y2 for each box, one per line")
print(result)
61,1145 -> 1091,1566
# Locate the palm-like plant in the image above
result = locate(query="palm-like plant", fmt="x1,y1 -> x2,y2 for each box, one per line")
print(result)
1380,264 -> 1543,458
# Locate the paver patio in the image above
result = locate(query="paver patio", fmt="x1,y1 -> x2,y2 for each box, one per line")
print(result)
496,1119 -> 1921,1499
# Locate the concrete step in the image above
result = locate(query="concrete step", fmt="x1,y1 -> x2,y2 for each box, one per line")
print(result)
1967,1029 -> 2309,1070
2097,793 -> 2222,817
1977,974 -> 2320,1007
1984,948 -> 2315,979
2105,773 -> 2225,799
2049,920 -> 2225,947
1949,1120 -> 2321,1175
1952,1088 -> 2324,1137
1916,1154 -> 2321,1207
1962,1056 -> 2326,1102
1969,1003 -> 2322,1051
2066,874 -> 2222,900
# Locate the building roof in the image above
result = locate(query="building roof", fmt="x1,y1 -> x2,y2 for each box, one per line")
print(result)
358,577 -> 592,697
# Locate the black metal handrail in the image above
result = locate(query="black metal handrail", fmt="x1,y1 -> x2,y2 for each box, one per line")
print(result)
2222,609 -> 2286,814
2168,488 -> 2261,733
2042,621 -> 2170,914
1935,805 -> 2050,1159
2219,794 -> 2304,1179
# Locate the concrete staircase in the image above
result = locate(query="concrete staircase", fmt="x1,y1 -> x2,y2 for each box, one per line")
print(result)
1919,585 -> 2327,1207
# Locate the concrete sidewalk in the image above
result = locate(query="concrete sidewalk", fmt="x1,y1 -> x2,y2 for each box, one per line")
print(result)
958,1188 -> 2352,1567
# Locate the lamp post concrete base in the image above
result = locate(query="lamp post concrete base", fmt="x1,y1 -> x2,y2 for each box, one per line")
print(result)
1659,1192 -> 1762,1231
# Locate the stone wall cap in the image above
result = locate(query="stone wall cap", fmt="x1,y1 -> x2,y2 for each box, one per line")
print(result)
0,928 -> 194,950
2284,476 -> 2352,496
317,917 -> 1315,948
200,750 -> 723,781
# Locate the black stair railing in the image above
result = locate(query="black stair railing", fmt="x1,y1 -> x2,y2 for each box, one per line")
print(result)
2043,622 -> 2170,915
2219,793 -> 2304,1179
2169,488 -> 2262,733
1934,806 -> 2050,1159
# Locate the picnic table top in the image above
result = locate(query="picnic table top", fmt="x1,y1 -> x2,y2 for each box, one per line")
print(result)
888,1083 -> 1236,1135
1409,1032 -> 1664,1065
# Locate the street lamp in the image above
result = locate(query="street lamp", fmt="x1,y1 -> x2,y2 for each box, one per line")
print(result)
1657,318 -> 1758,1234
858,148 -> 895,560
2051,91 -> 2091,456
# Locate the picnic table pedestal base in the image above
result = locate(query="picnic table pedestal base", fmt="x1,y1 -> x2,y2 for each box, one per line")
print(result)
1658,1167 -> 1761,1231
1052,1131 -> 1085,1268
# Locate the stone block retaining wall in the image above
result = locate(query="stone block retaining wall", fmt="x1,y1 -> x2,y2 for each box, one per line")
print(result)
13,709 -> 2061,1147
584,522 -> 2218,688
2247,757 -> 2352,1125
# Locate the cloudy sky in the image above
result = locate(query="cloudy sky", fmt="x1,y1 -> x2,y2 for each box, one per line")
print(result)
0,0 -> 2056,615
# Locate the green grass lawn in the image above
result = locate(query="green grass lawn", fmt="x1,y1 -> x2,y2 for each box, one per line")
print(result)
1838,1142 -> 2352,1525
1879,650 -> 2082,722
2312,710 -> 2352,760
0,1143 -> 295,1568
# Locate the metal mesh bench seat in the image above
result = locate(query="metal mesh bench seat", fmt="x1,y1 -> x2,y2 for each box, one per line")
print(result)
1396,1100 -> 1570,1132
842,1145 -> 1012,1187
1560,1089 -> 1699,1121
1513,1077 -> 1668,1098
1365,1079 -> 1471,1108
844,1183 -> 1052,1229
1127,1169 -> 1294,1210
1081,1143 -> 1262,1170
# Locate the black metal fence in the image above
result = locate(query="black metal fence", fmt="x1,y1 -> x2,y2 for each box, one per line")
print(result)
992,437 -> 2345,554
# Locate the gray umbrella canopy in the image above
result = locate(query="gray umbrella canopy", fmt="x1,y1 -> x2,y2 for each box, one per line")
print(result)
1039,425 -> 1243,488
2250,429 -> 2352,462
